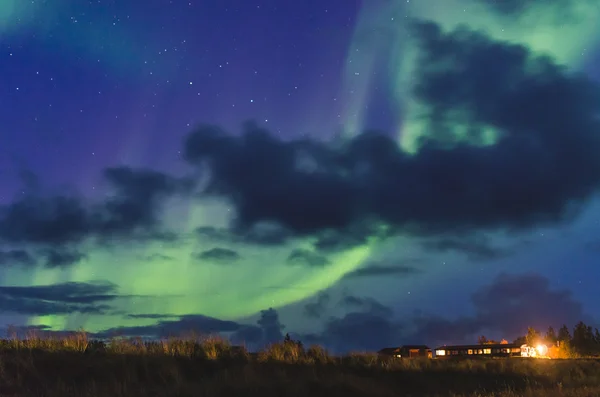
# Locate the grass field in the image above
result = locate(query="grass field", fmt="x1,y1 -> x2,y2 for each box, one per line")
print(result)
0,332 -> 599,396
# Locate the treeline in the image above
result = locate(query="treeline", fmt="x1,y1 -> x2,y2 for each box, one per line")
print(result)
481,321 -> 600,358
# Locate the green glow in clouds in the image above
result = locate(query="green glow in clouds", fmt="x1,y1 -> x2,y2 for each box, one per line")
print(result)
10,202 -> 374,332
342,0 -> 600,150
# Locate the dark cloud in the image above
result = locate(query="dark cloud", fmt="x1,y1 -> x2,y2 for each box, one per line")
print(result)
477,0 -> 587,17
306,297 -> 398,353
321,312 -> 399,353
0,281 -> 118,316
257,307 -> 285,343
194,247 -> 241,264
0,249 -> 37,267
96,314 -> 241,339
407,273 -> 586,346
421,236 -> 512,262
125,313 -> 180,320
232,307 -> 286,349
182,23 -> 600,240
95,167 -> 189,236
0,166 -> 188,251
340,295 -> 393,318
286,249 -> 330,267
342,263 -> 422,280
196,223 -> 292,246
230,325 -> 264,346
312,223 -> 392,253
0,195 -> 90,245
303,292 -> 331,319
300,274 -> 585,352
43,248 -> 87,268
139,253 -> 174,262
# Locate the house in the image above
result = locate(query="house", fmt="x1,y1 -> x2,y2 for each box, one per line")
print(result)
434,343 -> 523,358
378,345 -> 432,358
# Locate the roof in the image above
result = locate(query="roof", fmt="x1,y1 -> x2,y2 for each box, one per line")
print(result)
434,343 -> 521,350
400,345 -> 431,350
377,347 -> 400,354
378,345 -> 431,354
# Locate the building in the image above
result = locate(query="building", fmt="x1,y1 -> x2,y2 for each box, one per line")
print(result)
434,343 -> 523,358
378,345 -> 432,358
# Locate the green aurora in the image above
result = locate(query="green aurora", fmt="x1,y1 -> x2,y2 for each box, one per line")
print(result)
3,0 -> 599,334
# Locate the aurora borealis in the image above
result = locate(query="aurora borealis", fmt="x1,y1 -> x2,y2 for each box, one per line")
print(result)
1,0 -> 599,351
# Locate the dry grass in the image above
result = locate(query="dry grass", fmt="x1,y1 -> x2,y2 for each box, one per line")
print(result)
0,330 -> 598,396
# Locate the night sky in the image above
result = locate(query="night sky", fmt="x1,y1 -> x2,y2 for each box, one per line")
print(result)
1,0 -> 600,352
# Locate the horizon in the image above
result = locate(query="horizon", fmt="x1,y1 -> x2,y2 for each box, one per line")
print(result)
0,0 -> 600,354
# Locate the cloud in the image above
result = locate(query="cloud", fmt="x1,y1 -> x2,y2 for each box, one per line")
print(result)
476,0 -> 586,16
230,307 -> 286,349
407,272 -> 586,346
342,262 -> 422,280
421,236 -> 512,262
125,313 -> 180,320
182,23 -> 600,240
0,249 -> 37,267
321,312 -> 399,353
308,297 -> 398,353
196,223 -> 292,246
339,295 -> 393,318
43,248 -> 87,268
256,307 -> 285,343
297,273 -> 586,352
303,292 -> 331,319
194,247 -> 241,264
139,253 -> 174,262
0,166 -> 189,250
312,223 -> 392,252
286,249 -> 330,267
96,314 -> 242,339
0,281 -> 119,316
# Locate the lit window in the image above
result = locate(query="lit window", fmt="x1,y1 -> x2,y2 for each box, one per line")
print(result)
436,350 -> 445,356
468,349 -> 473,354
483,348 -> 491,354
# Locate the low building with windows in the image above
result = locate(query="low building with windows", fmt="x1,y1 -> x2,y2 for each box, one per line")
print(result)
434,343 -> 522,358
378,345 -> 432,358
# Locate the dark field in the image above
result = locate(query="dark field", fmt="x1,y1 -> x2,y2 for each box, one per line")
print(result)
1,333 -> 599,397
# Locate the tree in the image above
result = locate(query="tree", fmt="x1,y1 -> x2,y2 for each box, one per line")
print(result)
593,328 -> 600,356
283,333 -> 304,350
557,324 -> 571,343
545,326 -> 557,345
572,321 -> 595,356
526,327 -> 540,346
513,336 -> 526,345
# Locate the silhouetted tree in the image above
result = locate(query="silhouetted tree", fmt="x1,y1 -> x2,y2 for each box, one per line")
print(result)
478,335 -> 488,345
557,324 -> 571,343
513,336 -> 526,345
572,321 -> 595,356
594,328 -> 600,355
283,333 -> 304,351
526,327 -> 541,346
545,326 -> 557,345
